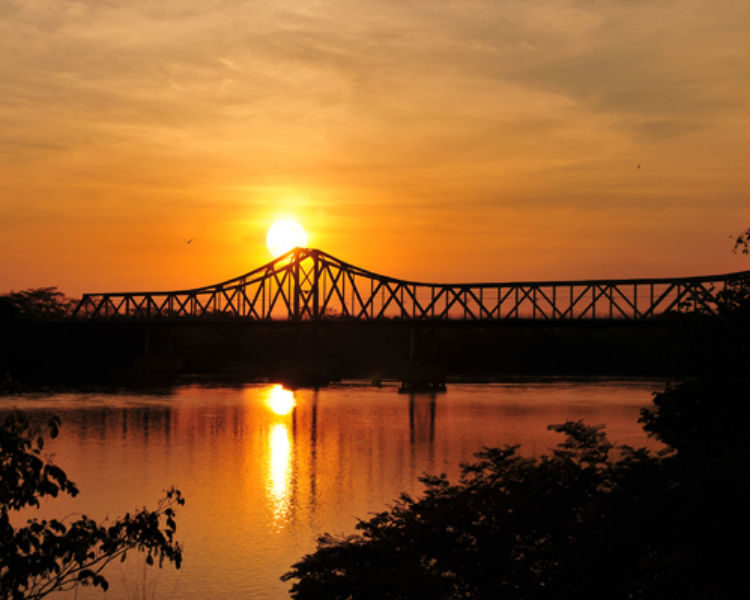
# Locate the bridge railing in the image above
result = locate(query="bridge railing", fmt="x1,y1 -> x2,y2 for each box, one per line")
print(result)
73,248 -> 748,321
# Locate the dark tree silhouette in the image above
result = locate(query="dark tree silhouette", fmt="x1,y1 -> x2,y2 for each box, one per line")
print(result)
1,413 -> 184,600
283,420 -> 718,599
732,227 -> 749,254
0,288 -> 77,321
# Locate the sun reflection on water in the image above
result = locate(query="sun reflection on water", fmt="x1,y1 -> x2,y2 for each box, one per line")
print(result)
264,385 -> 295,527
266,384 -> 296,415
268,423 -> 291,523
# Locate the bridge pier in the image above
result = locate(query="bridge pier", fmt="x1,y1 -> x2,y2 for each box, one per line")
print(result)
133,325 -> 182,374
271,323 -> 336,389
399,327 -> 446,393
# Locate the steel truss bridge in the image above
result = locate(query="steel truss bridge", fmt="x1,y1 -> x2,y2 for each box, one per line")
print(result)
73,248 -> 747,322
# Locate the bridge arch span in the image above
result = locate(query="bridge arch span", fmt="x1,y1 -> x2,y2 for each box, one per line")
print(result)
73,248 -> 748,321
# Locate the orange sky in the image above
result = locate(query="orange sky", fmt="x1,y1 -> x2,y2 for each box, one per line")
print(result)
1,1 -> 748,296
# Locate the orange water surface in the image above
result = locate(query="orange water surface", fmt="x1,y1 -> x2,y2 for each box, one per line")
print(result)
4,380 -> 664,599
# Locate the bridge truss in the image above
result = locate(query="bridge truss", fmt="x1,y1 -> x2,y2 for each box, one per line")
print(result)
73,248 -> 747,321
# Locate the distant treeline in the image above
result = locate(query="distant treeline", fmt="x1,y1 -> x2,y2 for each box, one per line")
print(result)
0,287 -> 729,389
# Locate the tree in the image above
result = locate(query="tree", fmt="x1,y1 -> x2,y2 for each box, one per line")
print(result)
1,413 -> 184,600
731,227 -> 749,254
285,415 -> 748,598
284,420 -> 701,599
0,288 -> 77,322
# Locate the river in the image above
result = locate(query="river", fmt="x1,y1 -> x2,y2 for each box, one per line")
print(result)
3,379 -> 665,599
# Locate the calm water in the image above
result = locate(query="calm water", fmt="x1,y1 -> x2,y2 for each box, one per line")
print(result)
4,380 -> 664,599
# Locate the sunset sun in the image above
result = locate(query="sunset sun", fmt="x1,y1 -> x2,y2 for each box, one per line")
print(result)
266,218 -> 307,257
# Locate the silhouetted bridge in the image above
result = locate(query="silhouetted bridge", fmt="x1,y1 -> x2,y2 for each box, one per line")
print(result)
73,248 -> 747,322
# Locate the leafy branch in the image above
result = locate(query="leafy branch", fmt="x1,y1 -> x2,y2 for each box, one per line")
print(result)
0,413 -> 184,600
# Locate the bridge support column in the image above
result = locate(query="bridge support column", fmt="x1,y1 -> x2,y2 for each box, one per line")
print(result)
293,249 -> 301,320
312,250 -> 320,319
134,325 -> 182,374
399,326 -> 446,394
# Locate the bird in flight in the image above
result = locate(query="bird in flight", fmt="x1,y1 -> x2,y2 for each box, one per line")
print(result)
636,163 -> 641,169
186,238 -> 193,244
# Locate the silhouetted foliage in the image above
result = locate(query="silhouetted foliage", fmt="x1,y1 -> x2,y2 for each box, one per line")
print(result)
284,418 -> 747,599
0,288 -> 76,321
0,413 -> 184,600
639,288 -> 749,460
731,227 -> 749,254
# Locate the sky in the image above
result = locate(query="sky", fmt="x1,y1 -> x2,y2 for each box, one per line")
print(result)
1,0 -> 748,296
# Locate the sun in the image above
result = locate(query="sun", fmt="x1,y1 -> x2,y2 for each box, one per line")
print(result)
266,218 -> 308,257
